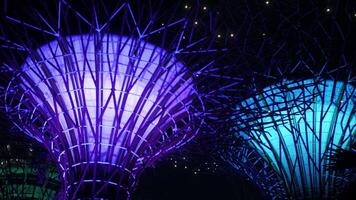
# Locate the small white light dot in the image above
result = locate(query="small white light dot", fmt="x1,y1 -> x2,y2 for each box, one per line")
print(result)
230,33 -> 234,37
174,164 -> 177,168
194,171 -> 197,175
29,148 -> 33,152
183,36 -> 186,40
354,13 -> 356,17
326,8 -> 331,12
194,21 -> 198,25
217,34 -> 221,38
184,166 -> 187,169
262,33 -> 266,36
203,6 -> 207,10
184,5 -> 189,9
265,1 -> 270,5
161,23 -> 165,26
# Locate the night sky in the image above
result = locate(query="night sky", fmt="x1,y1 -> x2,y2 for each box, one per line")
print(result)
0,0 -> 355,199
133,162 -> 264,200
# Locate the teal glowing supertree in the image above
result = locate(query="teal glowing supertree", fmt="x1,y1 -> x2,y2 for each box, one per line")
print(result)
232,77 -> 355,199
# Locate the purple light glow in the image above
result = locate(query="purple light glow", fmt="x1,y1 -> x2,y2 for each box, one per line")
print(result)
11,34 -> 202,198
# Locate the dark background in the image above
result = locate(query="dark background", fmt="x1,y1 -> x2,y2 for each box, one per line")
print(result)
0,0 -> 355,199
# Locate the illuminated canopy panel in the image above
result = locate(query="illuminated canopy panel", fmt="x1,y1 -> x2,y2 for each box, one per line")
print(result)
235,79 -> 355,199
9,34 -> 202,199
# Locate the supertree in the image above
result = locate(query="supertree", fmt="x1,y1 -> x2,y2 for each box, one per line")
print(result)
0,0 -> 239,199
0,114 -> 61,199
220,0 -> 356,199
234,77 -> 355,199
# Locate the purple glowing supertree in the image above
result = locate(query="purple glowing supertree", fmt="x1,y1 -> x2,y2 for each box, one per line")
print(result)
9,33 -> 202,199
0,0 -> 238,199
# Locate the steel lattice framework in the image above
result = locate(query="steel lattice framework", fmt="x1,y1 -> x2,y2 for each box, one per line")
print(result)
8,33 -> 202,199
233,77 -> 355,199
221,136 -> 288,199
0,0 -> 239,199
213,0 -> 356,199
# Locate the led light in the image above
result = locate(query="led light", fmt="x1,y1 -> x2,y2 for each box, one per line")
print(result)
234,79 -> 355,198
11,34 -> 202,199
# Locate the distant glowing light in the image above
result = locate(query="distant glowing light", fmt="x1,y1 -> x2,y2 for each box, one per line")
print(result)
326,8 -> 331,12
0,143 -> 60,199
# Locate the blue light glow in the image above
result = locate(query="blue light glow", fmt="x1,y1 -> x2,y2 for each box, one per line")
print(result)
237,79 -> 355,198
